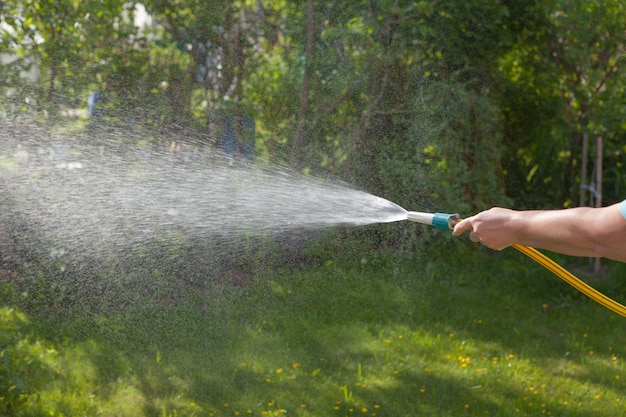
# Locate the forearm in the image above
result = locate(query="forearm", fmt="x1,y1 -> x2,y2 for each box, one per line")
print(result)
510,207 -> 609,256
453,202 -> 626,262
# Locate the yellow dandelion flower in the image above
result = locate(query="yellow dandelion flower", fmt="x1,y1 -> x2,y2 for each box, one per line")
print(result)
261,411 -> 269,416
292,363 -> 301,368
276,368 -> 283,374
420,388 -> 426,393
398,335 -> 403,340
300,403 -> 307,409
508,354 -> 515,359
616,375 -> 621,380
449,333 -> 455,337
374,404 -> 380,409
361,407 -> 368,413
594,394 -> 600,399
384,339 -> 391,343
334,406 -> 340,411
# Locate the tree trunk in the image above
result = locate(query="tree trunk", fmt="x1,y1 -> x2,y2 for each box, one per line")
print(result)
290,0 -> 315,171
236,9 -> 248,158
48,24 -> 57,108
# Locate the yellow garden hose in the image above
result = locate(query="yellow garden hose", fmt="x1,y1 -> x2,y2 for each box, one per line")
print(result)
512,244 -> 626,318
404,210 -> 626,318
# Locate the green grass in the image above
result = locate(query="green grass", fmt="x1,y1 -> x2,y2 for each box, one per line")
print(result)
3,237 -> 626,416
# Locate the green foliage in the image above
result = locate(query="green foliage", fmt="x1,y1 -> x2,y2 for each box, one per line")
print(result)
0,304 -> 32,415
4,0 -> 626,208
0,0 -> 138,116
497,0 -> 626,206
410,80 -> 511,214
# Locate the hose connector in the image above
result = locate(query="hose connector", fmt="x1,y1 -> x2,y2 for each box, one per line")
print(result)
406,211 -> 460,230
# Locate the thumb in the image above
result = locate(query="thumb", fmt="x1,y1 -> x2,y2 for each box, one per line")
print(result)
452,217 -> 473,236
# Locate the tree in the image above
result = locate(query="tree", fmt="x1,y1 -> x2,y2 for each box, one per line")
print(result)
290,0 -> 315,170
0,0 -> 139,118
499,0 -> 626,208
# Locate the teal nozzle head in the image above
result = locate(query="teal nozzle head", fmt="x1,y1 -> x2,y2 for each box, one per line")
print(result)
432,212 -> 460,230
406,211 -> 460,230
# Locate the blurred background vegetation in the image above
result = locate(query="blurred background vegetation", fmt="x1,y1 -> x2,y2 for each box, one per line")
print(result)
2,0 -> 625,213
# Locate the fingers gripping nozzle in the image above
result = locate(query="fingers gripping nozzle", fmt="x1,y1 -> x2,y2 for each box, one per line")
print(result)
406,211 -> 460,230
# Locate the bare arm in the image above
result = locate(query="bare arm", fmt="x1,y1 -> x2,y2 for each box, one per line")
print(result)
452,202 -> 626,262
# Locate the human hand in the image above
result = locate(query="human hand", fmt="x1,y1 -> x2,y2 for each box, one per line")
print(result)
452,207 -> 518,250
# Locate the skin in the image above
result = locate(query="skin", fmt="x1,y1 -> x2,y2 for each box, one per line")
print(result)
452,202 -> 626,262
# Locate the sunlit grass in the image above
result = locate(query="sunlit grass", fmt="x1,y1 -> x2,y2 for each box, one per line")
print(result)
3,242 -> 626,416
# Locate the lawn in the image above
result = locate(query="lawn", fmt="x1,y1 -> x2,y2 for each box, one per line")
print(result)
2,230 -> 626,417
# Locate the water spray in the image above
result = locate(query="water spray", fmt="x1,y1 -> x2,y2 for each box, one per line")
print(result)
404,209 -> 626,318
3,130 -> 624,318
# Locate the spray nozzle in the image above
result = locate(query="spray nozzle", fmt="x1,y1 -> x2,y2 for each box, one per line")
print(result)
406,211 -> 460,230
